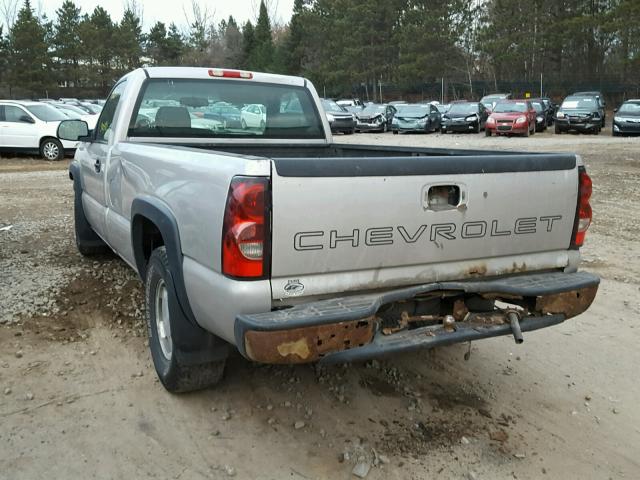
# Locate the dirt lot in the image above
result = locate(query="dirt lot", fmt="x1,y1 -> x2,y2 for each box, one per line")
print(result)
1,130 -> 639,479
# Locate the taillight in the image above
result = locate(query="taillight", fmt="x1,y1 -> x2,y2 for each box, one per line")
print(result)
571,167 -> 592,248
222,177 -> 270,279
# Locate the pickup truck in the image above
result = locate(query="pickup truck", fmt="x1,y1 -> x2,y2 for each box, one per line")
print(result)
58,67 -> 599,393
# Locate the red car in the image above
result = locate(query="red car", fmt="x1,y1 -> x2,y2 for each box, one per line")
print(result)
485,100 -> 537,137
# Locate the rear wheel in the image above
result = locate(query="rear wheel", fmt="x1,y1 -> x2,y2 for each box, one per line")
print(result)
40,138 -> 64,161
146,247 -> 227,393
485,129 -> 491,137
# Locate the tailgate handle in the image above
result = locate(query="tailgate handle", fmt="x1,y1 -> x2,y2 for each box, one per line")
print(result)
423,184 -> 467,211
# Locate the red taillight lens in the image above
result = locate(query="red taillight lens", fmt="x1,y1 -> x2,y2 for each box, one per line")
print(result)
208,69 -> 253,79
222,177 -> 269,278
571,168 -> 592,248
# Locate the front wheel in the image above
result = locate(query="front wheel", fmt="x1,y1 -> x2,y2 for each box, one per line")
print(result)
146,247 -> 227,393
40,138 -> 64,161
392,130 -> 398,135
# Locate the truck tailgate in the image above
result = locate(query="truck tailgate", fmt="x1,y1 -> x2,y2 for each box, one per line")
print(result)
269,154 -> 579,300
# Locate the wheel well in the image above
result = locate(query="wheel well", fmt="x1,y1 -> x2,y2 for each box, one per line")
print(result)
40,136 -> 59,147
136,216 -> 165,275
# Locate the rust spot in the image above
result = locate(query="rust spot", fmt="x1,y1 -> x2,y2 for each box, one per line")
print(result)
535,285 -> 598,319
276,338 -> 311,359
244,318 -> 375,364
466,264 -> 487,277
452,299 -> 469,321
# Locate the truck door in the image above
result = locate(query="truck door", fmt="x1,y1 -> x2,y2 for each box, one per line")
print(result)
79,81 -> 127,238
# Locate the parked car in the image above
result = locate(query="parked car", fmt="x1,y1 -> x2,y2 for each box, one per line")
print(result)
612,99 -> 640,136
336,98 -> 363,108
356,103 -> 397,132
529,99 -> 548,132
391,103 -> 441,134
555,95 -> 602,134
485,100 -> 536,137
52,102 -> 99,130
58,66 -> 598,393
573,91 -> 606,126
0,100 -> 78,160
240,104 -> 266,130
341,105 -> 363,115
480,93 -> 511,111
441,102 -> 489,133
203,102 -> 243,129
321,99 -> 356,134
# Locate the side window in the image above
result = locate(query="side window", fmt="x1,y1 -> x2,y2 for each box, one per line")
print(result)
96,81 -> 127,142
4,106 -> 30,123
0,106 -> 5,121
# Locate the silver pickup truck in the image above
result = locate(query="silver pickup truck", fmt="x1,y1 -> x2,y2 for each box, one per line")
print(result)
58,67 -> 599,393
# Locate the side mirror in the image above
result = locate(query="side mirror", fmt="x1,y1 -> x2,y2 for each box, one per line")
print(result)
57,119 -> 90,141
20,115 -> 35,124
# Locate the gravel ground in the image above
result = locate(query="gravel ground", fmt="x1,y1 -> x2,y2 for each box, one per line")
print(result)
0,131 -> 639,479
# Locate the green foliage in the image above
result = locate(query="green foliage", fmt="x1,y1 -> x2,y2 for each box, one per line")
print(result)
7,0 -> 52,95
2,0 -> 639,98
248,1 -> 274,71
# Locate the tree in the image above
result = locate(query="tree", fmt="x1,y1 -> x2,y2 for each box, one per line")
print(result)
79,7 -> 115,87
241,20 -> 255,69
219,16 -> 243,67
248,0 -> 274,71
146,21 -> 168,65
116,8 -> 144,72
53,0 -> 82,87
8,0 -> 51,96
280,0 -> 305,74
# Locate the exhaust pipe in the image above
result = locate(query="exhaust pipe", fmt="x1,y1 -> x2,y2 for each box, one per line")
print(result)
507,311 -> 524,344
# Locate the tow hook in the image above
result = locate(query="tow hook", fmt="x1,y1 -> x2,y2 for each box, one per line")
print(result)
507,311 -> 524,344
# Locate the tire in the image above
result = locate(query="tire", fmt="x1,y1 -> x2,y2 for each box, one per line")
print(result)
555,124 -> 561,134
441,128 -> 447,134
145,247 -> 227,393
40,138 -> 64,161
472,124 -> 480,134
485,129 -> 491,137
392,130 -> 398,135
612,130 -> 618,137
345,129 -> 355,135
73,180 -> 110,256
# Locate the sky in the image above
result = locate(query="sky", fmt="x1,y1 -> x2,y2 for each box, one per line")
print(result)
30,0 -> 295,29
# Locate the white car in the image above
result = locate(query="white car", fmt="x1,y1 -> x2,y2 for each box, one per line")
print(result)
0,101 -> 79,160
241,104 -> 266,129
52,103 -> 99,130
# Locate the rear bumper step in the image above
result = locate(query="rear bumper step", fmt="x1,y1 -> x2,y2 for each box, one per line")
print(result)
235,271 -> 599,364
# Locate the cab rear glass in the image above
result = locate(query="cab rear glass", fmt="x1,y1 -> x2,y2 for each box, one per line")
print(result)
128,78 -> 324,139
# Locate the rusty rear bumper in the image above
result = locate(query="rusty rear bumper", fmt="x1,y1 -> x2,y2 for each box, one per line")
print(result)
235,271 -> 599,365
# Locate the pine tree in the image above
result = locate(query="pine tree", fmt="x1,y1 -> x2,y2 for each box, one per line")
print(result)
281,0 -> 305,75
53,0 -> 82,87
117,9 -> 144,72
241,21 -> 255,69
249,1 -> 274,71
147,21 -> 168,65
8,0 -> 51,96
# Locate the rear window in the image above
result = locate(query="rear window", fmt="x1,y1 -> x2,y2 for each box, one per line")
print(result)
562,97 -> 596,109
493,102 -> 528,113
129,79 -> 324,139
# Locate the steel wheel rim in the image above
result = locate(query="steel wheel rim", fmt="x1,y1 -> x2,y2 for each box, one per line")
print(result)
154,279 -> 173,360
43,142 -> 59,160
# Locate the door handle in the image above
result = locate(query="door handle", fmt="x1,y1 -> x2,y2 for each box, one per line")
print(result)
94,159 -> 101,173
